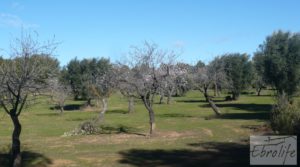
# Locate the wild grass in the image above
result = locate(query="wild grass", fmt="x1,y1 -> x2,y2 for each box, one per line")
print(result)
0,90 -> 276,167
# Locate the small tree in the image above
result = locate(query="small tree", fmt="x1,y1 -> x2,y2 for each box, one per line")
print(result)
63,58 -> 95,106
63,58 -> 82,100
116,64 -> 136,113
252,52 -> 267,96
91,67 -> 116,120
221,53 -> 253,100
49,78 -> 71,113
0,32 -> 57,167
120,42 -> 166,135
190,64 -> 224,115
173,63 -> 192,97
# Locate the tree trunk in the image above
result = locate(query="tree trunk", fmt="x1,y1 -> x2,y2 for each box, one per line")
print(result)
128,97 -> 134,114
148,107 -> 155,135
232,92 -> 239,100
203,90 -> 221,116
208,99 -> 221,116
142,97 -> 155,136
166,95 -> 171,104
59,106 -> 64,114
214,82 -> 218,97
167,93 -> 171,104
85,98 -> 92,107
257,87 -> 262,96
99,98 -> 108,120
204,89 -> 209,102
10,112 -> 22,167
159,94 -> 164,104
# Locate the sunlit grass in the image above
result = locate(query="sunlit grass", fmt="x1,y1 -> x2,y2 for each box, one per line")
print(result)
0,90 -> 275,166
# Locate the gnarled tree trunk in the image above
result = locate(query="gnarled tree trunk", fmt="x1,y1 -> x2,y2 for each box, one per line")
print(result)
10,112 -> 22,167
159,94 -> 164,104
203,89 -> 221,116
232,92 -> 239,100
208,98 -> 221,116
148,108 -> 155,135
257,87 -> 262,96
142,96 -> 155,136
85,98 -> 92,107
128,97 -> 134,113
167,94 -> 171,104
99,98 -> 108,120
59,106 -> 64,114
214,82 -> 218,97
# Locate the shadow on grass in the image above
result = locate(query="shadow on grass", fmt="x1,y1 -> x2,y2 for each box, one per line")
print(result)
106,109 -> 128,114
218,112 -> 270,120
119,141 -> 250,167
177,99 -> 226,103
201,103 -> 272,113
200,103 -> 272,120
35,113 -> 59,117
157,113 -> 193,118
99,125 -> 145,136
50,104 -> 82,111
0,149 -> 52,167
66,117 -> 87,122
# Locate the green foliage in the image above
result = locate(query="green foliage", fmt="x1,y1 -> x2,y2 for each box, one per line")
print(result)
195,60 -> 205,68
270,93 -> 300,135
256,31 -> 300,98
220,53 -> 253,100
63,57 -> 112,100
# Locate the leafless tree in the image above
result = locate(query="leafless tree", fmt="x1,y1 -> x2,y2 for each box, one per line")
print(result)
120,41 -> 166,135
48,78 -> 71,113
190,59 -> 227,116
158,61 -> 187,104
0,32 -> 57,167
173,63 -> 192,96
116,64 -> 136,113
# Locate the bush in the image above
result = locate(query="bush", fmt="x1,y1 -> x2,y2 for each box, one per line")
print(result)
270,93 -> 300,135
63,121 -> 99,136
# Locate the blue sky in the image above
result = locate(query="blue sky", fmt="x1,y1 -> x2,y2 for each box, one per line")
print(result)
0,0 -> 300,66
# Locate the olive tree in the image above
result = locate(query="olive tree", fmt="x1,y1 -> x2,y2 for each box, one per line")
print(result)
0,33 -> 57,167
221,53 -> 253,100
255,31 -> 300,99
90,64 -> 116,120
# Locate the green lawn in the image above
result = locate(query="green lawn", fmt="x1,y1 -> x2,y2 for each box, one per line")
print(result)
0,90 -> 274,167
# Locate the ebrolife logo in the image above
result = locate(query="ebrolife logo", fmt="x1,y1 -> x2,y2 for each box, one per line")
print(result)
250,136 -> 297,165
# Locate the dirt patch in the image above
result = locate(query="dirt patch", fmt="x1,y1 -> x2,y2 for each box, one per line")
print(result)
222,125 -> 244,134
243,124 -> 274,135
202,128 -> 213,137
78,157 -> 100,163
75,133 -> 146,145
49,159 -> 76,167
155,130 -> 199,139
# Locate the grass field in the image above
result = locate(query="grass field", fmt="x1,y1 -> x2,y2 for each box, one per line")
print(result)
0,90 -> 275,167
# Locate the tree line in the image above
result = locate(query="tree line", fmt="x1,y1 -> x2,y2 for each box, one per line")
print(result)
0,30 -> 299,167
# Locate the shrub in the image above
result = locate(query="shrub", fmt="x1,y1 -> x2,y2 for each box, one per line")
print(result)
270,93 -> 300,135
62,121 -> 99,136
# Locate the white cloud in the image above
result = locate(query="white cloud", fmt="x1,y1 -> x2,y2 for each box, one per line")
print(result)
0,13 -> 39,29
173,40 -> 185,48
214,37 -> 230,44
11,2 -> 24,10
